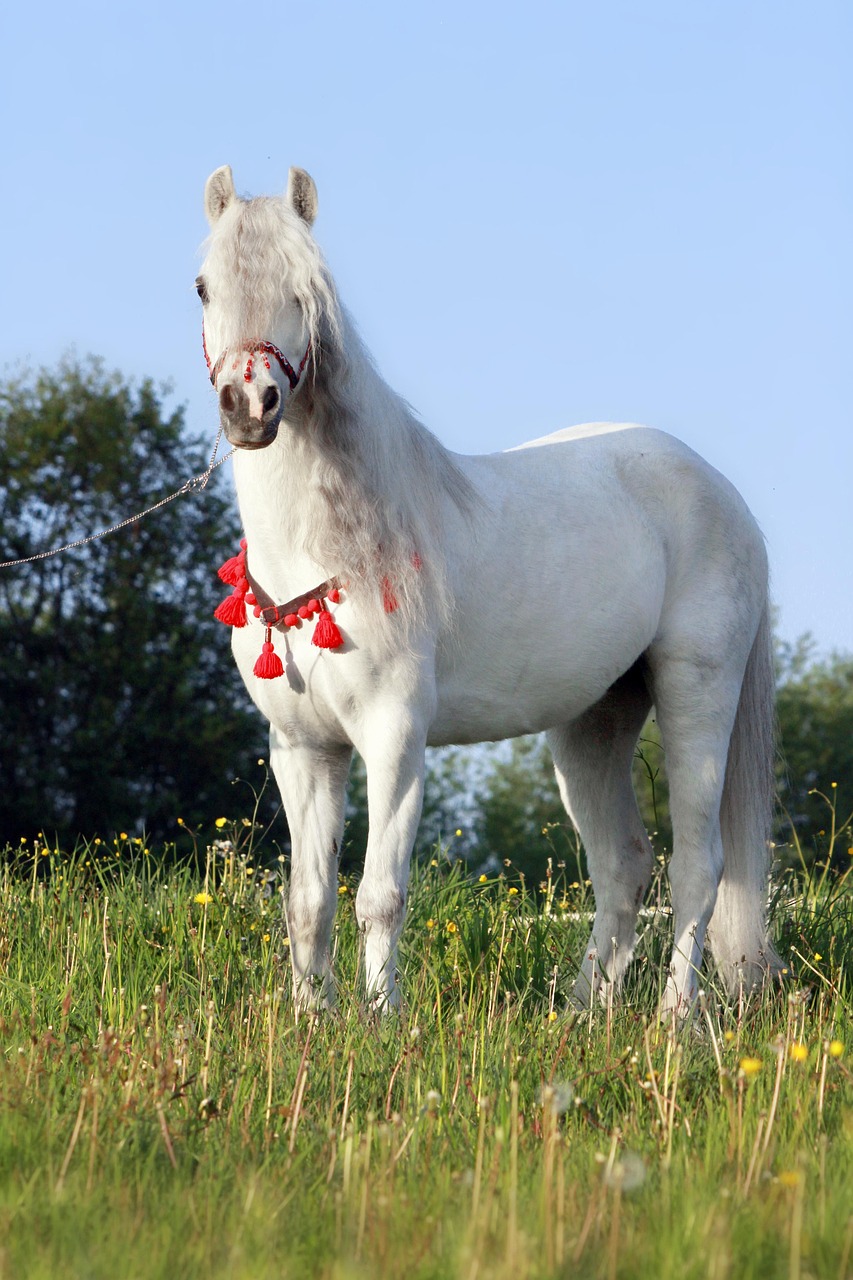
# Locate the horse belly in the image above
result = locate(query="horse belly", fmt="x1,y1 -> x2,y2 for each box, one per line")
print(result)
429,570 -> 663,745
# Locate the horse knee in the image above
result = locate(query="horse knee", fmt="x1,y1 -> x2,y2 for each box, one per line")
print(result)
288,875 -> 336,941
356,876 -> 406,940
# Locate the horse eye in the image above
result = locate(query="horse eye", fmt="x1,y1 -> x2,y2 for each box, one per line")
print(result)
195,276 -> 209,305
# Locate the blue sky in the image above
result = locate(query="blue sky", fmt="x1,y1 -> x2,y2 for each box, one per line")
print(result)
3,0 -> 850,653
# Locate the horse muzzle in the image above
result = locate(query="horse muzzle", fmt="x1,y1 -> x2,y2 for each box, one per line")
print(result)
218,379 -> 283,449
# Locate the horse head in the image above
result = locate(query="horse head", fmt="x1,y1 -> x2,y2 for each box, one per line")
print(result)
197,165 -> 321,449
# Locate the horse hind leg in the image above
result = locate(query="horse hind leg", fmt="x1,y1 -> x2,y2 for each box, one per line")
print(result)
649,631 -> 762,1018
547,662 -> 655,1009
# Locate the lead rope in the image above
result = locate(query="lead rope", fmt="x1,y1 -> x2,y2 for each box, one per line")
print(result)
0,427 -> 235,568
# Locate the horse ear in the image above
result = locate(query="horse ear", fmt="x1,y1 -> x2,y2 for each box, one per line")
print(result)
286,167 -> 318,226
205,166 -> 236,225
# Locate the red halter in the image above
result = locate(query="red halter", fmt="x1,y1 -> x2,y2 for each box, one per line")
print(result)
203,326 -> 311,392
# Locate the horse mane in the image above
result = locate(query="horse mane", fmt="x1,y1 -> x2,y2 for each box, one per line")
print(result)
211,195 -> 479,639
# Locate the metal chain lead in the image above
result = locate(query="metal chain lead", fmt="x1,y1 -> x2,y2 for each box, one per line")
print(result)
0,427 -> 235,569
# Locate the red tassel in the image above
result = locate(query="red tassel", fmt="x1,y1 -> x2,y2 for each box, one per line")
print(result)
254,630 -> 284,679
214,586 -> 248,627
217,539 -> 247,586
312,609 -> 344,649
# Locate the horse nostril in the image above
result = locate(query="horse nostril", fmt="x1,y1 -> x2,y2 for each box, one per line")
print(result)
262,385 -> 280,416
220,384 -> 237,415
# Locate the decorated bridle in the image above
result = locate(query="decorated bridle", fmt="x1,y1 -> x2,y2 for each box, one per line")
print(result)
203,325 -> 312,393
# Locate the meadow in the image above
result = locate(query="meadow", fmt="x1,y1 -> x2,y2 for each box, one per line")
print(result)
0,802 -> 850,1280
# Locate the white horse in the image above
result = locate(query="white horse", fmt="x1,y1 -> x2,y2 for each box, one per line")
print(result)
198,165 -> 781,1016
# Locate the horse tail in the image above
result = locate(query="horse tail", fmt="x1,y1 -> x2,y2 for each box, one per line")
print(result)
709,599 -> 784,992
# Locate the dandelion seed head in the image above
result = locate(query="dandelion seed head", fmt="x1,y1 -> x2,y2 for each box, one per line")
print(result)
603,1151 -> 646,1192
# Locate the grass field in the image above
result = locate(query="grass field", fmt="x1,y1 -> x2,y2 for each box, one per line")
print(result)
0,817 -> 850,1280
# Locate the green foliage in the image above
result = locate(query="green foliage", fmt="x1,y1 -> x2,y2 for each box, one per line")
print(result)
473,736 -> 572,882
0,839 -> 850,1279
776,637 -> 853,868
0,357 -> 266,847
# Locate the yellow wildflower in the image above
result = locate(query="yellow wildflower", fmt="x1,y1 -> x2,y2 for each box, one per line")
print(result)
778,1171 -> 802,1189
789,1042 -> 808,1063
739,1057 -> 762,1077
215,817 -> 227,829
426,918 -> 436,930
446,921 -> 458,934
828,1040 -> 844,1058
548,1010 -> 558,1022
814,953 -> 822,962
338,885 -> 348,895
455,829 -> 462,837
479,874 -> 488,883
194,892 -> 213,906
508,887 -> 519,896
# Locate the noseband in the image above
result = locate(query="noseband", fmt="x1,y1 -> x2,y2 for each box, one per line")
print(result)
203,327 -> 311,392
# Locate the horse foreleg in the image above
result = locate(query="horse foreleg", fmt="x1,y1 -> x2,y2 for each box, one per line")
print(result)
356,715 -> 428,1011
269,726 -> 352,1010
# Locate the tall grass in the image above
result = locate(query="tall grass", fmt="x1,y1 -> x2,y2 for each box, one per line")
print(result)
0,821 -> 850,1280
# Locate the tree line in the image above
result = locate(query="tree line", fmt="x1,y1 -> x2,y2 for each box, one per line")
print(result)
0,359 -> 848,875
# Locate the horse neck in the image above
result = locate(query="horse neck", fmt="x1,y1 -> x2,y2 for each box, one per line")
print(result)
232,433 -> 325,593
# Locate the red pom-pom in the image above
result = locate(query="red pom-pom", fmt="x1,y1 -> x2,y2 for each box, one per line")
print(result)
312,610 -> 344,650
283,613 -> 299,627
298,605 -> 311,619
254,635 -> 284,679
307,598 -> 320,615
214,588 -> 248,627
327,587 -> 341,604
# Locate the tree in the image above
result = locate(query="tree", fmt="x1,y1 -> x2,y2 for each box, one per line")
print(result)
0,357 -> 267,847
775,637 -> 853,869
